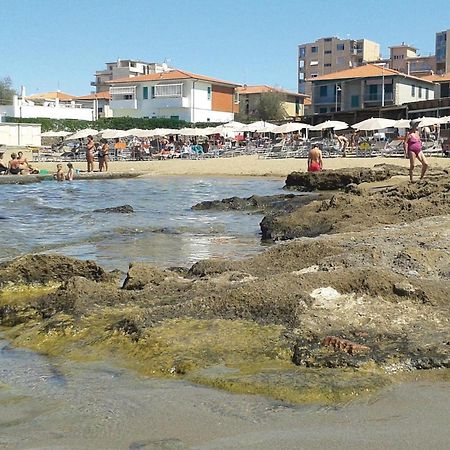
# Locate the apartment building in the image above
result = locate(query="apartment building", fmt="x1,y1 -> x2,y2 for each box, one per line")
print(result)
92,59 -> 171,93
436,29 -> 450,74
108,69 -> 240,123
297,36 -> 380,95
389,44 -> 435,76
309,64 -> 435,114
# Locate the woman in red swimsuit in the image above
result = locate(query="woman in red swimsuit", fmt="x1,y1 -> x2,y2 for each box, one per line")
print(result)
404,120 -> 428,182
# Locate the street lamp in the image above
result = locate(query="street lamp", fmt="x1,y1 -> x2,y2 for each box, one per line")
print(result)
335,84 -> 341,112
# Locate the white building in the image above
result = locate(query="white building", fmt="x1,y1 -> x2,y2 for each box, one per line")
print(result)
109,69 -> 240,123
0,91 -> 95,121
93,59 -> 172,92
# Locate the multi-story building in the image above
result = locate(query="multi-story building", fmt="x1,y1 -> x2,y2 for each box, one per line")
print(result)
389,43 -> 435,76
236,85 -> 309,119
92,59 -> 171,93
422,72 -> 450,98
436,29 -> 450,74
297,36 -> 380,95
108,69 -> 240,123
309,64 -> 435,114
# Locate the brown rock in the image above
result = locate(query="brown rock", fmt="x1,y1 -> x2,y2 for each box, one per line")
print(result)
322,336 -> 370,355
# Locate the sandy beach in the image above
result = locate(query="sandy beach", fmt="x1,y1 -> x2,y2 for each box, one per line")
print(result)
27,154 -> 450,178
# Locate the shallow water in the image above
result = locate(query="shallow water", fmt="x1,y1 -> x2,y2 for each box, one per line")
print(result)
0,177 -> 283,271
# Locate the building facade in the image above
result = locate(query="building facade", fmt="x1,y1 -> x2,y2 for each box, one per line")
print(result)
389,44 -> 435,76
109,70 -> 240,123
75,92 -> 113,119
237,85 -> 308,119
422,73 -> 450,98
436,29 -> 450,74
93,59 -> 171,93
310,64 -> 435,114
298,36 -> 380,95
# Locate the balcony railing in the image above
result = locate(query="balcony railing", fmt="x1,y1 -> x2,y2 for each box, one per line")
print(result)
364,93 -> 394,102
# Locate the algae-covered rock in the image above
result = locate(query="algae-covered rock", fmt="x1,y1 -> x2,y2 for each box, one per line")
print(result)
0,254 -> 109,289
122,263 -> 178,290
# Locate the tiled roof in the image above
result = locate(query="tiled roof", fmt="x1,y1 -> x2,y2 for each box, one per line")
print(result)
26,91 -> 75,101
309,64 -> 434,84
109,69 -> 240,87
237,85 -> 308,98
75,92 -> 111,100
421,73 -> 450,82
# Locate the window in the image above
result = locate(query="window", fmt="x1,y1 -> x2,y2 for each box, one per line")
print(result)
324,50 -> 332,54
337,43 -> 345,51
124,94 -> 132,100
207,86 -> 211,100
351,95 -> 359,108
154,83 -> 183,97
418,87 -> 422,98
299,73 -> 305,80
299,47 -> 306,58
324,63 -> 331,67
319,86 -> 328,97
143,86 -> 149,100
411,85 -> 415,97
310,73 -> 318,78
426,88 -> 429,100
299,60 -> 304,68
324,38 -> 332,42
310,60 -> 319,66
319,107 -> 327,113
311,46 -> 318,53
336,56 -> 346,66
170,115 -> 179,120
151,86 -> 155,98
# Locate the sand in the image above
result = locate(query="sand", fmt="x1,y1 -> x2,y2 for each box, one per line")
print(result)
28,154 -> 450,178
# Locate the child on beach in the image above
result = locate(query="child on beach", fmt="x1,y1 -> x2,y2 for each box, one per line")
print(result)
55,164 -> 65,181
66,163 -> 74,180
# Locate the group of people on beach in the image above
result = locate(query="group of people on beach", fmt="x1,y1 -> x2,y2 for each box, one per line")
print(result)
54,163 -> 74,181
86,135 -> 109,173
307,119 -> 428,182
0,151 -> 39,175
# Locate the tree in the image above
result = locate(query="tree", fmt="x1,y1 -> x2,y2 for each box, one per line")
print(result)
0,76 -> 16,105
255,92 -> 286,121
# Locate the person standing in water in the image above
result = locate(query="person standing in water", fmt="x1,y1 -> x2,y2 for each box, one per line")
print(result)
404,120 -> 428,182
66,163 -> 74,180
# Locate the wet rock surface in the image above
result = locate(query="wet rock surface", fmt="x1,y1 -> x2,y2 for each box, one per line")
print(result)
93,204 -> 134,213
1,166 -> 450,403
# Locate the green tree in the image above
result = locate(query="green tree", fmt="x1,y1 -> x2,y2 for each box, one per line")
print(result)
256,92 -> 286,121
0,76 -> 16,105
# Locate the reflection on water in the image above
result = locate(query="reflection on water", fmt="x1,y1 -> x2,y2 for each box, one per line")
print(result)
0,177 -> 282,271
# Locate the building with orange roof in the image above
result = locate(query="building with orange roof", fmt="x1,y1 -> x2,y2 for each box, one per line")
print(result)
421,72 -> 450,99
108,69 -> 240,123
236,85 -> 309,119
309,64 -> 435,114
74,91 -> 112,119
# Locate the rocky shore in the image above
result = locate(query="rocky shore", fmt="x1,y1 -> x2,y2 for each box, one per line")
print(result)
1,166 -> 449,404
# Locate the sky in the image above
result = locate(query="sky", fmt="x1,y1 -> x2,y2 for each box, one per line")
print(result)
1,0 -> 449,96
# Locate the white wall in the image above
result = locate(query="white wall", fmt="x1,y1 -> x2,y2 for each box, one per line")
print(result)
396,80 -> 435,104
0,123 -> 41,146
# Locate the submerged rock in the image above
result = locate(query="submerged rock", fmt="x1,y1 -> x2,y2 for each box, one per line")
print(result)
94,204 -> 134,213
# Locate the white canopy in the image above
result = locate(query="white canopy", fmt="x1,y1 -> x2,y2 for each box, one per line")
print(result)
65,128 -> 99,140
272,122 -> 311,134
100,129 -> 130,139
438,116 -> 450,124
352,117 -> 396,131
414,116 -> 443,127
125,128 -> 151,137
41,130 -> 72,137
310,120 -> 348,131
178,127 -> 213,137
242,121 -> 276,133
393,119 -> 411,129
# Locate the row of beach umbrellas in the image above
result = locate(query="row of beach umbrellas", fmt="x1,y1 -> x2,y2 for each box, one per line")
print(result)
41,116 -> 450,140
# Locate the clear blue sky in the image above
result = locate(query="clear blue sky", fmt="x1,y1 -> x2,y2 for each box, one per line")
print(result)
1,0 -> 449,95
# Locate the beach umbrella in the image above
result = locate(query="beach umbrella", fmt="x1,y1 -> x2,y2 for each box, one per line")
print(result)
310,120 -> 348,131
272,122 -> 312,134
125,128 -> 151,137
393,119 -> 411,129
100,129 -> 129,139
65,128 -> 99,140
241,121 -> 276,133
222,120 -> 246,130
41,130 -> 72,137
415,116 -> 443,127
439,116 -> 450,124
178,127 -> 213,137
352,117 -> 396,131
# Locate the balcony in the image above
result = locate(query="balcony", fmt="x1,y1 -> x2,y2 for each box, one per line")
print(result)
364,93 -> 394,103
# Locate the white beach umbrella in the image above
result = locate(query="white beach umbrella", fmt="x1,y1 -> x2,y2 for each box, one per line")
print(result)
65,128 -> 99,140
415,116 -> 443,127
393,119 -> 411,129
100,129 -> 129,139
178,127 -> 212,137
125,128 -> 151,137
41,130 -> 72,137
438,116 -> 450,124
310,120 -> 348,131
352,117 -> 396,131
222,120 -> 246,130
242,121 -> 276,133
272,122 -> 312,134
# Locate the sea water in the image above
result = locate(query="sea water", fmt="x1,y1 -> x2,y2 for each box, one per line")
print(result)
0,176 -> 284,271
